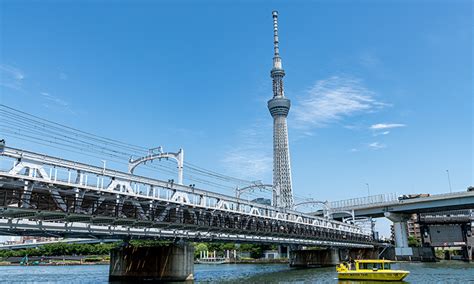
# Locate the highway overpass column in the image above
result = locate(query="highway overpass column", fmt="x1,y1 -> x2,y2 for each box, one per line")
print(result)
385,212 -> 413,258
109,242 -> 194,282
463,223 -> 473,261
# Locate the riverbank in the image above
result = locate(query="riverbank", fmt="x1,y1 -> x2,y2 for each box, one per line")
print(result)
233,258 -> 288,264
0,255 -> 109,266
195,258 -> 288,265
0,262 -> 109,266
1,256 -> 289,266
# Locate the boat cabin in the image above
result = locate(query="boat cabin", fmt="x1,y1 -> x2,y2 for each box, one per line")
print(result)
355,260 -> 392,270
336,259 -> 410,281
338,259 -> 395,272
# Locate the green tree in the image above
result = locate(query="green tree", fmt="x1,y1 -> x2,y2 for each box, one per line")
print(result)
240,244 -> 264,259
193,243 -> 208,259
408,236 -> 420,247
221,243 -> 236,251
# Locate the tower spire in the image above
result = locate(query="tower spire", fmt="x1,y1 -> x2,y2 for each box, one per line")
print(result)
272,11 -> 282,70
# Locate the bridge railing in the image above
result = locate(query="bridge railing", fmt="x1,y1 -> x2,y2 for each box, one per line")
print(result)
420,190 -> 471,199
419,209 -> 474,223
0,146 -> 371,237
330,193 -> 399,210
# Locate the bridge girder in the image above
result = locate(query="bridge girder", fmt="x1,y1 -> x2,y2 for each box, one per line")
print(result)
0,146 -> 373,247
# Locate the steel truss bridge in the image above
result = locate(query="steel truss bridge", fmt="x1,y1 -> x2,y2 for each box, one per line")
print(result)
0,146 -> 373,248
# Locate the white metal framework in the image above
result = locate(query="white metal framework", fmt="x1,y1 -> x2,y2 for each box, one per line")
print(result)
235,183 -> 274,199
0,146 -> 372,246
268,11 -> 294,209
294,200 -> 332,218
129,147 -> 184,185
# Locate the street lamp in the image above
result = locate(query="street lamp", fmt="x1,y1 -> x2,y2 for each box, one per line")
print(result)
365,183 -> 370,197
446,170 -> 452,193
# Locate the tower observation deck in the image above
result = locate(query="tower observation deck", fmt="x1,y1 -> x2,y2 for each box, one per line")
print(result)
268,11 -> 293,209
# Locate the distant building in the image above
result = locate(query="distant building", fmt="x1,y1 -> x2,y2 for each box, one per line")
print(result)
0,236 -> 21,245
407,214 -> 422,241
390,214 -> 426,243
21,236 -> 60,244
263,250 -> 280,259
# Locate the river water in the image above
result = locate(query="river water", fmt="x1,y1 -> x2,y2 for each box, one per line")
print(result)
0,261 -> 472,283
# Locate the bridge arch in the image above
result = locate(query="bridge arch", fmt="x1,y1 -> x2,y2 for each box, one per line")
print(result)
128,147 -> 184,185
235,182 -> 280,206
294,199 -> 332,218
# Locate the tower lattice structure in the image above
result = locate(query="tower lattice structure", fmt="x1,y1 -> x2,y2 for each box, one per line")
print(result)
268,11 -> 294,209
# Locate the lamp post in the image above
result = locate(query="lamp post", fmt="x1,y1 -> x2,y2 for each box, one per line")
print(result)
365,183 -> 370,197
446,170 -> 452,193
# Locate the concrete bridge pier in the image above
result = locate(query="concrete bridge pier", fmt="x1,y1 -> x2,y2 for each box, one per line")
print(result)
385,212 -> 413,259
278,245 -> 289,258
289,248 -> 339,267
289,248 -> 378,268
463,223 -> 474,261
109,242 -> 194,282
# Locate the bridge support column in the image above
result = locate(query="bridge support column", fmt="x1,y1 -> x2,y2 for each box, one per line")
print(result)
385,212 -> 413,259
109,243 -> 194,282
278,245 -> 288,258
464,245 -> 473,262
289,247 -> 379,268
463,223 -> 473,261
289,248 -> 339,268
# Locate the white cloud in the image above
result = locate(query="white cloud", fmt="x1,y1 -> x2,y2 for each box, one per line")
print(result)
40,92 -> 75,114
59,72 -> 68,80
368,142 -> 386,150
370,123 -> 406,130
1,65 -> 24,80
221,121 -> 272,181
221,150 -> 272,181
359,52 -> 381,68
373,130 -> 391,137
293,76 -> 386,128
0,64 -> 25,90
40,92 -> 69,107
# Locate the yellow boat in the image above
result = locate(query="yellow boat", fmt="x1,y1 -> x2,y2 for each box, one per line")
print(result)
336,259 -> 409,281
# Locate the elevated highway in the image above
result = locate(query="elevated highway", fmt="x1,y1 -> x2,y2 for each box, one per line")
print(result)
317,192 -> 474,260
316,192 -> 474,219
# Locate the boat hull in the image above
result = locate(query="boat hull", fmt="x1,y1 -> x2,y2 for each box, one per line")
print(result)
338,271 -> 409,281
195,259 -> 227,264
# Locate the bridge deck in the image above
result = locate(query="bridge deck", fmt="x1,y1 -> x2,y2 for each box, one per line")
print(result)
318,192 -> 474,219
0,146 -> 373,248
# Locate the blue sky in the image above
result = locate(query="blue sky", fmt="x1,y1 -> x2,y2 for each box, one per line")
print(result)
0,0 -> 472,212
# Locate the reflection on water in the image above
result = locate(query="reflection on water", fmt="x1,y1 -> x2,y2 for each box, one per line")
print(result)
0,261 -> 472,283
197,261 -> 473,283
338,282 -> 407,284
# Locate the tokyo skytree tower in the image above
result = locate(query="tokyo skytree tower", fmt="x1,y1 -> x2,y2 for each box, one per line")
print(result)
268,11 -> 294,209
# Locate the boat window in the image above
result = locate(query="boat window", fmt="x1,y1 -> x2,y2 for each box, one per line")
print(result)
361,263 -> 374,270
383,263 -> 391,270
360,263 -> 385,270
373,263 -> 382,270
